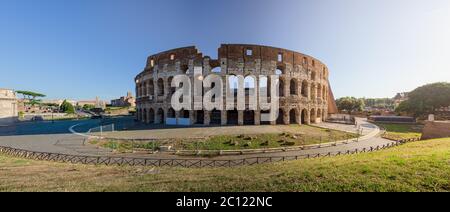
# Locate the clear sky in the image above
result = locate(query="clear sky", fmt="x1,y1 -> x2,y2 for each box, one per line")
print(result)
1,0 -> 449,101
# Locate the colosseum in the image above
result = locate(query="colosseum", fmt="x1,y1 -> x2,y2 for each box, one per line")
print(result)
135,44 -> 338,126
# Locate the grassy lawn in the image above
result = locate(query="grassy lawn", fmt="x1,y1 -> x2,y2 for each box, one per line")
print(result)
377,123 -> 423,141
90,125 -> 357,152
1,138 -> 449,192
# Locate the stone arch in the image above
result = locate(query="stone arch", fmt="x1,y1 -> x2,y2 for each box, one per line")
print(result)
168,76 -> 175,96
167,108 -> 176,118
210,109 -> 221,125
301,108 -> 308,124
289,108 -> 299,124
243,110 -> 255,125
148,108 -> 155,124
195,110 -> 204,125
137,108 -> 142,121
311,71 -> 317,81
227,109 -> 239,125
180,109 -> 190,118
148,80 -> 154,96
156,108 -> 165,124
143,108 -> 148,123
157,78 -> 164,96
290,78 -> 298,96
278,78 -> 285,97
310,108 -> 316,123
301,80 -> 308,98
310,83 -> 316,99
317,108 -> 322,122
317,84 -> 322,99
181,65 -> 189,74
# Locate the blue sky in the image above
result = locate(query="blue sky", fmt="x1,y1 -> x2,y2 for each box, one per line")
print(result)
1,0 -> 449,101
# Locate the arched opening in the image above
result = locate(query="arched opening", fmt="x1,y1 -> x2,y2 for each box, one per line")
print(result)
143,108 -> 147,123
317,84 -> 322,99
157,78 -> 164,96
276,109 -> 284,125
227,109 -> 239,125
289,109 -> 298,124
301,80 -> 308,97
260,110 -> 271,125
210,109 -> 221,125
275,68 -> 283,75
148,80 -> 154,96
278,79 -> 285,97
137,109 -> 141,121
317,109 -> 322,122
180,109 -> 190,118
290,79 -> 298,96
310,84 -> 316,99
168,76 -> 175,96
244,110 -> 255,125
310,108 -> 316,124
322,85 -> 326,100
311,71 -> 316,81
167,108 -> 176,118
181,65 -> 189,74
195,110 -> 204,125
157,108 -> 165,124
301,109 -> 308,124
148,108 -> 155,124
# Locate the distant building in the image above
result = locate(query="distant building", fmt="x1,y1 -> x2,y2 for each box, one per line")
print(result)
111,92 -> 136,107
77,97 -> 106,109
0,89 -> 18,125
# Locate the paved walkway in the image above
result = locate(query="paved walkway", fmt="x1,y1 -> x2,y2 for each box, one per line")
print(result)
0,118 -> 396,161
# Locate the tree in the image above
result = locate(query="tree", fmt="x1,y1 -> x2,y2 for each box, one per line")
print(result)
336,97 -> 365,114
395,82 -> 450,117
16,90 -> 46,106
82,104 -> 95,111
60,100 -> 75,114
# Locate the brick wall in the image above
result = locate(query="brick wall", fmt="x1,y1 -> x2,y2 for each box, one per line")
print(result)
421,121 -> 450,140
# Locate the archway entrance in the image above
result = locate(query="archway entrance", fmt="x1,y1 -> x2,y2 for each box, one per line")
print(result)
210,109 -> 221,125
244,110 -> 255,125
289,109 -> 298,124
301,109 -> 308,124
310,108 -> 316,124
157,108 -> 165,124
195,110 -> 204,125
148,109 -> 155,124
227,110 -> 239,125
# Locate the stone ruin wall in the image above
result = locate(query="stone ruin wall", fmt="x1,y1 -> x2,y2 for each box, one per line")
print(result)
134,44 -> 338,126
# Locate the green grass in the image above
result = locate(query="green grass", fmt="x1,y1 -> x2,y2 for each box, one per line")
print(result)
1,138 -> 450,191
91,125 -> 357,151
377,123 -> 423,141
180,129 -> 355,150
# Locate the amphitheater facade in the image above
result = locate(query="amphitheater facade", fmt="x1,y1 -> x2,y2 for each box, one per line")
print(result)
135,44 -> 338,126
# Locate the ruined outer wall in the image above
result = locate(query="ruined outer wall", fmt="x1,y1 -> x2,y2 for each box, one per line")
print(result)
135,44 -> 337,126
421,121 -> 450,140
